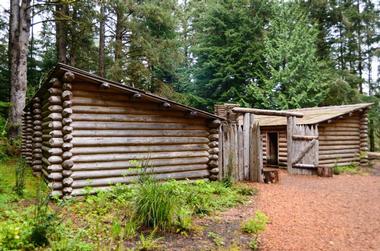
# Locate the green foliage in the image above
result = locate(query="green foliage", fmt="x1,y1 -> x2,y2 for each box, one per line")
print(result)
134,177 -> 179,229
192,0 -> 270,105
208,231 -> 225,247
241,211 -> 269,235
136,229 -> 162,251
14,158 -> 27,196
248,237 -> 259,251
333,164 -> 360,175
250,2 -> 327,109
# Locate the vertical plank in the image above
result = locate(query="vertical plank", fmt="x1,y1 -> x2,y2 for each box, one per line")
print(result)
250,114 -> 261,182
218,123 -> 223,180
238,122 -> 244,180
243,113 -> 250,180
287,116 -> 295,173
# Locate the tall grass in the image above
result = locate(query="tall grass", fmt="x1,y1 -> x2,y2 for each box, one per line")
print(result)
14,158 -> 27,196
134,177 -> 178,230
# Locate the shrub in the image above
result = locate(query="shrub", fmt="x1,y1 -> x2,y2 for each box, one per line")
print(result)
241,211 -> 269,235
248,237 -> 259,250
134,177 -> 178,230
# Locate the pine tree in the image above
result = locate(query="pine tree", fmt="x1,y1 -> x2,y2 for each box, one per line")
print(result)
191,0 -> 270,106
248,2 -> 327,109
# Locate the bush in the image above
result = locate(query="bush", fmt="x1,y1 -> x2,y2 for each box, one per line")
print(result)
134,177 -> 178,230
241,211 -> 269,235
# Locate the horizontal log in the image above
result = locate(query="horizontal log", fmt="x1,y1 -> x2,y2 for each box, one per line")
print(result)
63,170 -> 73,177
72,129 -> 209,138
48,156 -> 63,164
319,136 -> 359,141
70,113 -> 206,125
72,151 -> 209,163
319,149 -> 359,155
63,177 -> 74,186
62,108 -> 73,117
232,107 -> 303,117
48,88 -> 62,95
72,157 -> 209,171
63,100 -> 72,108
48,182 -> 62,190
49,138 -> 63,147
63,83 -> 72,90
72,164 -> 208,179
48,96 -> 62,104
49,172 -> 63,180
62,90 -> 73,101
71,121 -> 207,131
319,153 -> 359,160
319,145 -> 359,150
319,157 -> 359,164
62,151 -> 73,160
47,164 -> 63,172
71,144 -> 209,155
318,140 -> 359,146
63,71 -> 75,82
72,137 -> 209,146
62,118 -> 72,125
292,135 -> 318,140
209,141 -> 218,148
72,170 -> 210,188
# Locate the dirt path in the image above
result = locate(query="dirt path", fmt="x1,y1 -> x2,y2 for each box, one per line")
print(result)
256,170 -> 380,251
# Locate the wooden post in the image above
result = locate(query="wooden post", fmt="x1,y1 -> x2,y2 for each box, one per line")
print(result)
243,113 -> 250,180
249,116 -> 262,182
61,71 -> 75,197
287,116 -> 295,173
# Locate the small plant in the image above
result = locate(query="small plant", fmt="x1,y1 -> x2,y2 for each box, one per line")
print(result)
136,229 -> 162,251
208,231 -> 225,247
241,211 -> 269,235
124,219 -> 138,239
248,237 -> 259,251
14,158 -> 27,196
333,164 -> 359,175
29,182 -> 57,247
175,207 -> 193,235
134,177 -> 178,230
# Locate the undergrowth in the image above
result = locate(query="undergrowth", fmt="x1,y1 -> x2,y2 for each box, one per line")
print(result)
0,158 -> 257,250
333,163 -> 360,175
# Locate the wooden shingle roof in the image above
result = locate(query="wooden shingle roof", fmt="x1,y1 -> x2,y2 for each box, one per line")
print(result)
256,103 -> 373,126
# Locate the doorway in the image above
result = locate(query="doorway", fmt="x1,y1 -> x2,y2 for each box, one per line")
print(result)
267,132 -> 279,166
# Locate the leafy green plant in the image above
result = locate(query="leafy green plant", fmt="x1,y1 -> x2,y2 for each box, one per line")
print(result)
124,219 -> 138,239
175,207 -> 193,235
208,231 -> 225,247
241,211 -> 269,235
136,229 -> 162,251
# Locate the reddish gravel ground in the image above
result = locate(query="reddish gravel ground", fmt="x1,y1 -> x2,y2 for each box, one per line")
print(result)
255,169 -> 380,251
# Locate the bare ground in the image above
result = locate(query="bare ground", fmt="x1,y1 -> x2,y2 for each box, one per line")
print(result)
157,163 -> 380,250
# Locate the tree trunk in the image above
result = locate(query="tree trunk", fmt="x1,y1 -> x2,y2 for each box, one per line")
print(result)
55,3 -> 67,64
98,4 -> 106,77
8,0 -> 31,140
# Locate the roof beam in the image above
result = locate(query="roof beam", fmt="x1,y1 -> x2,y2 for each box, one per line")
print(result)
232,107 -> 303,118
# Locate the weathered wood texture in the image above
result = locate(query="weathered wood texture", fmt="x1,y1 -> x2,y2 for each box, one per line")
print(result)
359,110 -> 369,166
288,123 -> 318,175
318,112 -> 361,167
215,104 -> 263,182
31,97 -> 42,174
21,109 -> 33,164
66,82 -> 212,191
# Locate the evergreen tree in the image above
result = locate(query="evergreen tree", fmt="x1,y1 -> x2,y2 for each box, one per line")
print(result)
248,2 -> 327,109
191,0 -> 270,107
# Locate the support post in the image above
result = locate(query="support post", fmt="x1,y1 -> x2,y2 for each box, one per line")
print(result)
287,116 -> 295,173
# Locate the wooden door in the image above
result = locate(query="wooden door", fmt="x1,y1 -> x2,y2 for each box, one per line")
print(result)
288,124 -> 319,175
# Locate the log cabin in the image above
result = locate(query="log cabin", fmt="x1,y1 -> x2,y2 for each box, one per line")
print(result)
215,103 -> 372,178
21,64 -> 222,197
256,103 -> 372,175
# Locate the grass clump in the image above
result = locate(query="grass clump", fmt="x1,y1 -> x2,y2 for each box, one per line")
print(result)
333,163 -> 360,175
134,177 -> 178,230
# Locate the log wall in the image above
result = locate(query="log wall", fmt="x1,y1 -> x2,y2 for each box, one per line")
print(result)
21,108 -> 33,165
68,82 -> 214,195
316,112 -> 362,167
260,126 -> 287,167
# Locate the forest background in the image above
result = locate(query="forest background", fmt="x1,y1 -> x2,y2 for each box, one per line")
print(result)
0,0 -> 379,150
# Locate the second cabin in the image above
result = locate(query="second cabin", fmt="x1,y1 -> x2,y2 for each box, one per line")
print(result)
215,103 -> 371,179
